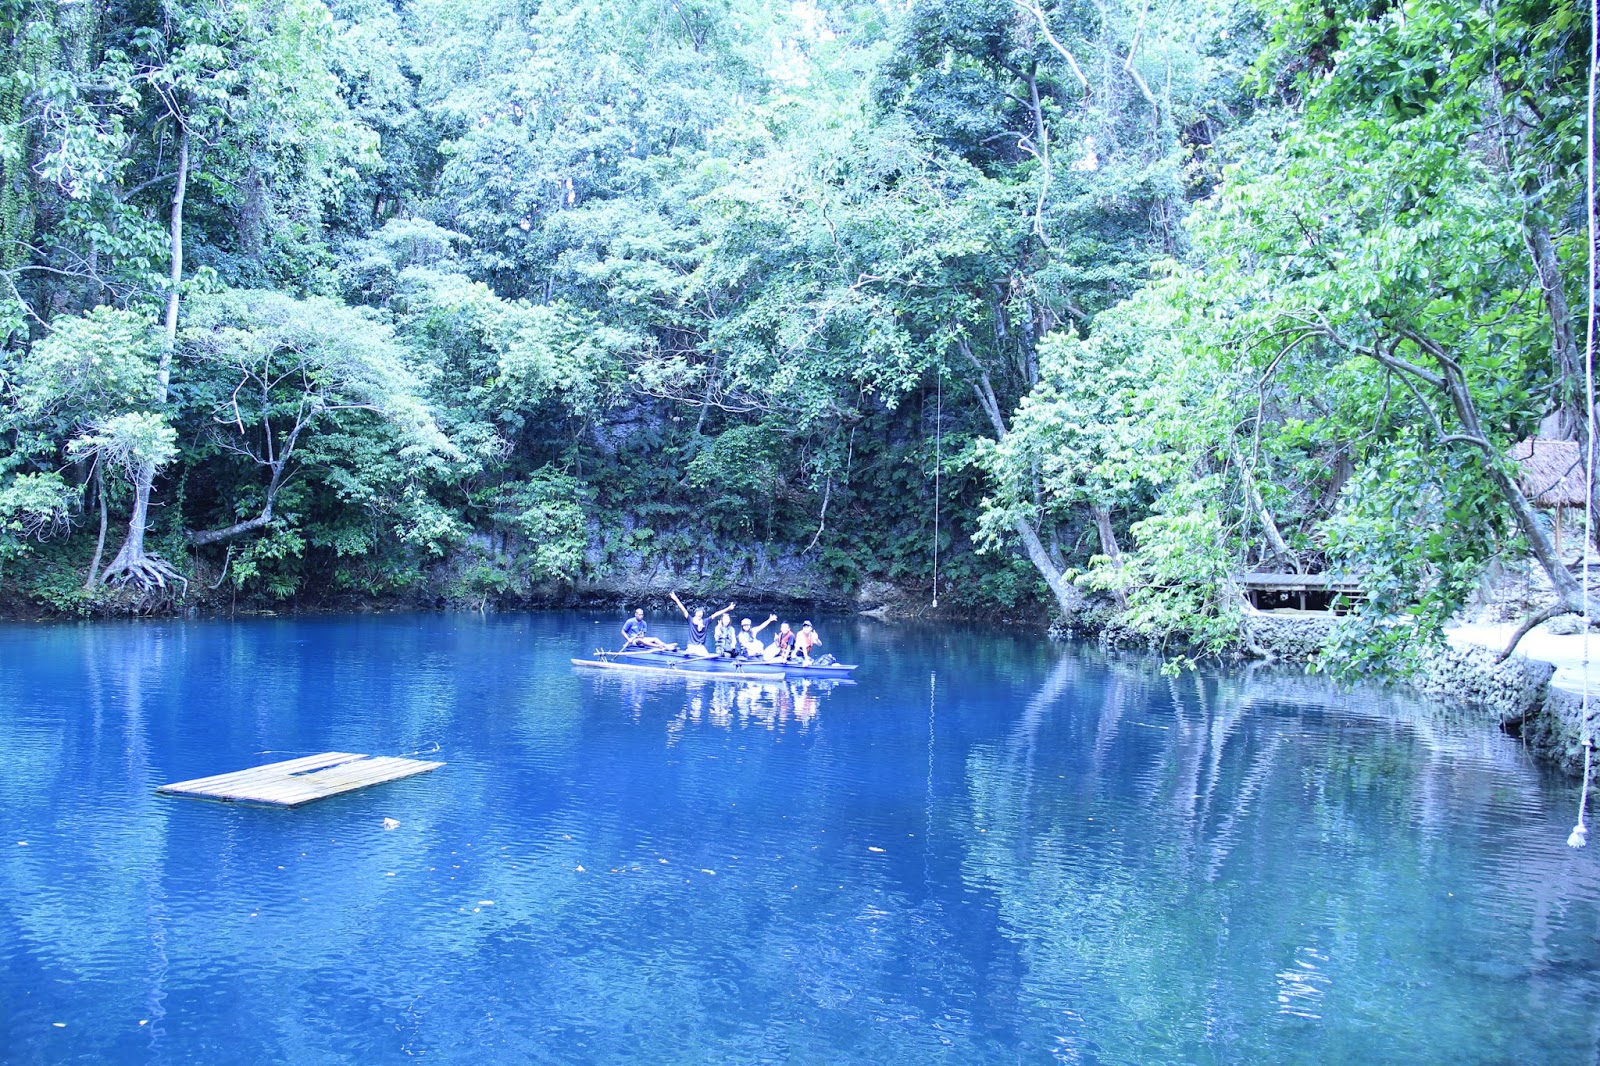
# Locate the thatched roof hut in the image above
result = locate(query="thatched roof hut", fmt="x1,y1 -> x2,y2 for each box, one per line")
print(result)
1509,438 -> 1587,508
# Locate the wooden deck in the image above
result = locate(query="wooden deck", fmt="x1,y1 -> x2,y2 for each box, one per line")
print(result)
157,752 -> 444,808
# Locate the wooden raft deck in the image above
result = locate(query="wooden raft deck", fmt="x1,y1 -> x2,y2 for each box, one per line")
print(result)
157,752 -> 444,808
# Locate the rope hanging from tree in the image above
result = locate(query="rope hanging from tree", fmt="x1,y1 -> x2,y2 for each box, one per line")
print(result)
1570,4 -> 1598,850
932,369 -> 942,609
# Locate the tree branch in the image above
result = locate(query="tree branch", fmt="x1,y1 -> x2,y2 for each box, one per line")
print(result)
1497,604 -> 1577,663
1011,0 -> 1090,92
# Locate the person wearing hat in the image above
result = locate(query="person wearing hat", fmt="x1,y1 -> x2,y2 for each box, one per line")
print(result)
737,614 -> 778,658
794,620 -> 821,664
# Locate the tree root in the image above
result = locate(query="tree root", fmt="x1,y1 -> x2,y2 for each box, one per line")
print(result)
100,554 -> 190,599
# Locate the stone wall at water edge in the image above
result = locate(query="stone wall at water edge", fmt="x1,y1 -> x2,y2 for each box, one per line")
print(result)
1410,643 -> 1555,727
1239,611 -> 1593,776
1241,612 -> 1339,662
1519,687 -> 1599,778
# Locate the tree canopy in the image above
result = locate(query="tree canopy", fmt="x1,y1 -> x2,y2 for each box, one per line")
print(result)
0,0 -> 1591,667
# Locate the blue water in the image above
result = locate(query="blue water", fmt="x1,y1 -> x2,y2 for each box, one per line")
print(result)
2,612 -> 1598,1064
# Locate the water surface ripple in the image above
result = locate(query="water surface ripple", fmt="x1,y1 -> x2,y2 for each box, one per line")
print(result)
2,613 -> 1597,1064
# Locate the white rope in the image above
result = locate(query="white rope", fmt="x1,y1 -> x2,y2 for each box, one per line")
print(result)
932,369 -> 942,608
1572,2 -> 1598,850
925,670 -> 936,887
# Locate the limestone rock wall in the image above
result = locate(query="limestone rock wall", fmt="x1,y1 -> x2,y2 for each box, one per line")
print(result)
1412,644 -> 1554,727
1242,613 -> 1338,662
1521,687 -> 1600,777
1237,609 -> 1590,778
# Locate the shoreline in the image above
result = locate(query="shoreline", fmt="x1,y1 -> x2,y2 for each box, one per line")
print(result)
5,587 -> 1592,777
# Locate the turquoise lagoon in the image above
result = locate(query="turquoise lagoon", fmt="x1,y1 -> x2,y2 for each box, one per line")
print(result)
1,613 -> 1597,1063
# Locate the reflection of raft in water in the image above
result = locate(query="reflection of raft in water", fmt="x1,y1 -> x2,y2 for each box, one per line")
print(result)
571,647 -> 858,681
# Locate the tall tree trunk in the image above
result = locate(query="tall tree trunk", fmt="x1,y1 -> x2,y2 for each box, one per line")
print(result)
1015,514 -> 1085,620
1523,217 -> 1600,546
1093,504 -> 1128,609
1397,332 -> 1597,617
84,463 -> 107,590
158,128 -> 184,396
1228,439 -> 1298,569
101,128 -> 187,592
963,341 -> 1084,622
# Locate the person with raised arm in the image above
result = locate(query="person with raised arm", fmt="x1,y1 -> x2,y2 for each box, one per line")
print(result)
736,614 -> 778,658
669,592 -> 735,655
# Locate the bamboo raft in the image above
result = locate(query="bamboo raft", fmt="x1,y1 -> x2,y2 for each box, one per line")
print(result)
157,752 -> 444,808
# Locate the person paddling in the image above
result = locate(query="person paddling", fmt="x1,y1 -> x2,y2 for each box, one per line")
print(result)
620,607 -> 668,650
669,592 -> 735,655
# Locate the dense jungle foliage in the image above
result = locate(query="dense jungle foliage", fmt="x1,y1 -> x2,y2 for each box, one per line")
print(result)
0,0 -> 1592,663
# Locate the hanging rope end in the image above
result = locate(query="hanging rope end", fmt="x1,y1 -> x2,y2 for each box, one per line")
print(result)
1569,823 -> 1589,849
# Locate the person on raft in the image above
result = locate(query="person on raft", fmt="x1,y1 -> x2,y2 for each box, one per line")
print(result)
621,607 -> 669,650
669,592 -> 735,655
714,614 -> 739,658
768,622 -> 796,662
737,615 -> 778,658
795,620 -> 821,664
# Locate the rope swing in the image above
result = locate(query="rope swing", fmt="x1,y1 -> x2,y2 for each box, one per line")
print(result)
1571,4 -> 1598,851
932,368 -> 942,609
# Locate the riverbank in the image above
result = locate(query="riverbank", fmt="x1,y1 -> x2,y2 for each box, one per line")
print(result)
1241,608 -> 1596,778
1440,625 -> 1599,778
8,555 -> 1593,777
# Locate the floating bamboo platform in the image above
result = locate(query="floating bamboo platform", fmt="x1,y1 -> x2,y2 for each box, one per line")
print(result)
157,752 -> 444,808
570,658 -> 785,681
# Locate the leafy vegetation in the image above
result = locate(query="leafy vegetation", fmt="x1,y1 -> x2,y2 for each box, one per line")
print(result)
0,0 -> 1591,667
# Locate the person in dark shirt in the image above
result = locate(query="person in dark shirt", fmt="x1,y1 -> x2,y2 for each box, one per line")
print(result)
620,608 -> 668,650
669,592 -> 735,654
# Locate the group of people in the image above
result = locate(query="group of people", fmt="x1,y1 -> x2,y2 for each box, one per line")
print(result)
619,594 -> 824,664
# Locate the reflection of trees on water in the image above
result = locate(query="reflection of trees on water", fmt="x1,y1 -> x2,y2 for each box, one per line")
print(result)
6,615 -> 1599,1062
964,649 -> 1600,1064
0,623 -> 178,1055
